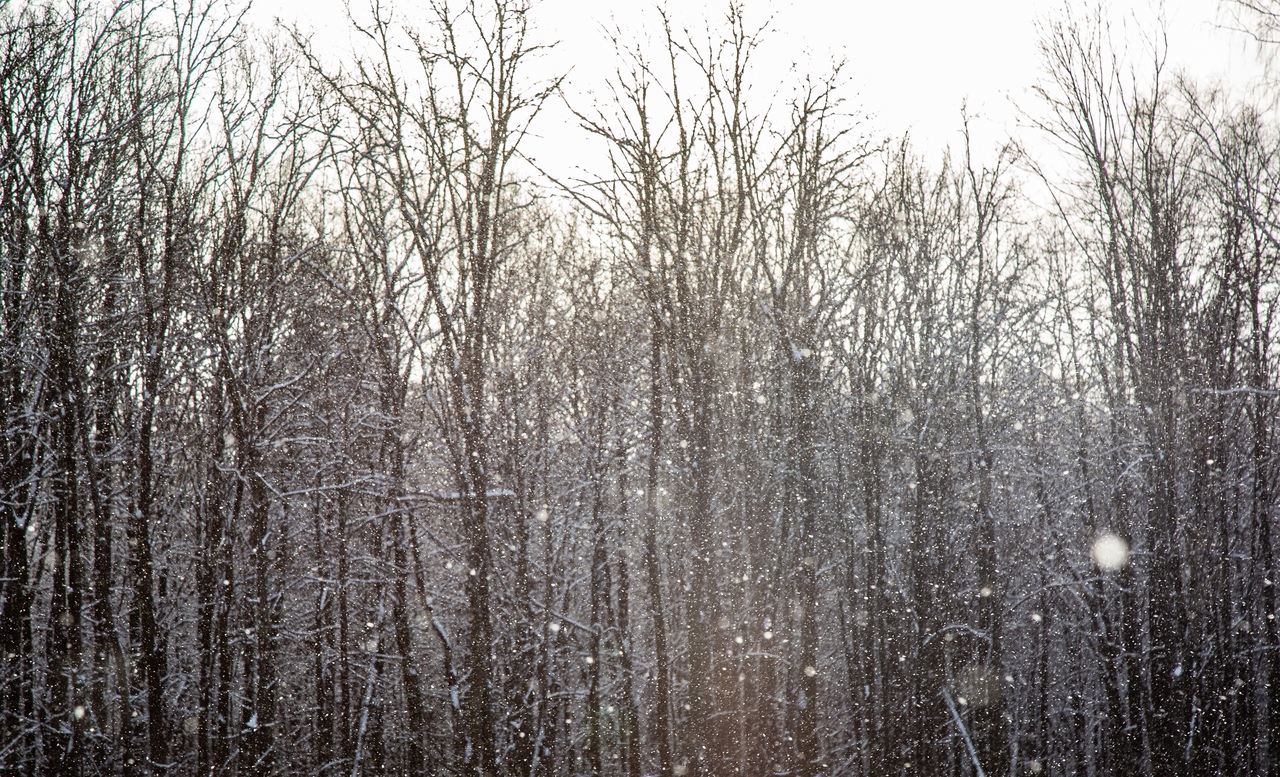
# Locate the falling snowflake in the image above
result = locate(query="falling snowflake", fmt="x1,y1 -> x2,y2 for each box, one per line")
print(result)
1091,532 -> 1128,572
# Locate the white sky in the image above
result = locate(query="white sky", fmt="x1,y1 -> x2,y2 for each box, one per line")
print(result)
256,0 -> 1269,175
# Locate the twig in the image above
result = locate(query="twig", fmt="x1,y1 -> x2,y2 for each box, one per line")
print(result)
941,685 -> 986,777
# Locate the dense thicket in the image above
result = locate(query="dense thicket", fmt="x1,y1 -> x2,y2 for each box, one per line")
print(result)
1,1 -> 1277,776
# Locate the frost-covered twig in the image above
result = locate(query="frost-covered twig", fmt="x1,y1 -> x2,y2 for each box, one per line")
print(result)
942,685 -> 986,777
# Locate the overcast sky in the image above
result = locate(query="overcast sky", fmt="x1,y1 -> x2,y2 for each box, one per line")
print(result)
259,0 -> 1269,175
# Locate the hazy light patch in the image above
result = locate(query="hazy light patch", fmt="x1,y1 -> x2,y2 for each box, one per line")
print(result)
1091,532 -> 1129,572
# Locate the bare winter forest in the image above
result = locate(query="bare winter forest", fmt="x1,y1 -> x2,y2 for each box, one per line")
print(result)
2,0 -> 1279,775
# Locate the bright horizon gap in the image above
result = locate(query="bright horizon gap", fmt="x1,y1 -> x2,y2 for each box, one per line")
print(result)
257,0 -> 1268,174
